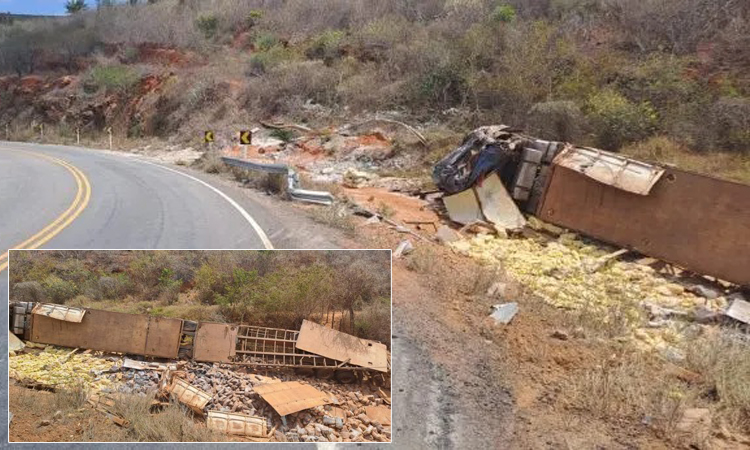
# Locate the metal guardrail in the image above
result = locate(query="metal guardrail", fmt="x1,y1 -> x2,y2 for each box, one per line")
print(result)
221,157 -> 334,205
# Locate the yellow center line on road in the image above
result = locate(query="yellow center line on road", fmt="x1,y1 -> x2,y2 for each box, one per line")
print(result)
0,150 -> 92,272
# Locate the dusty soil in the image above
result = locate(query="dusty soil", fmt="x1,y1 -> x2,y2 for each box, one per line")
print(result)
343,211 -> 706,449
9,384 -> 123,442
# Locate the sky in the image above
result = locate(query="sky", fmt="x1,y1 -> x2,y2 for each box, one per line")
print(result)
0,0 -> 73,15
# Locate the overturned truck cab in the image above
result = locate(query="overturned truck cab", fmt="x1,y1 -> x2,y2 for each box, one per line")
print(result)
434,126 -> 750,286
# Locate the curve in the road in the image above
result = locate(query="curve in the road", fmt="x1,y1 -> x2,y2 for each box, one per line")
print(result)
137,159 -> 274,250
0,150 -> 91,272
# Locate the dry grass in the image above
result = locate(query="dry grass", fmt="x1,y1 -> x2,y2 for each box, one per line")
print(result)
683,330 -> 750,431
566,326 -> 750,442
621,136 -> 750,184
567,349 -> 688,432
105,393 -> 225,442
53,383 -> 90,412
231,168 -> 287,195
308,203 -> 355,233
404,245 -> 439,274
194,151 -> 228,174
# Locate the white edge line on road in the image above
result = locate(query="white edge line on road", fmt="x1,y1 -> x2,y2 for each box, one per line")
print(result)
136,159 -> 274,250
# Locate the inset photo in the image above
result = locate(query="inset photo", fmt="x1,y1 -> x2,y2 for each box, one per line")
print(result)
8,250 -> 391,443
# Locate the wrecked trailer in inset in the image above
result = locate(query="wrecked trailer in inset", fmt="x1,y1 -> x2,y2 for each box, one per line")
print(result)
433,125 -> 750,286
10,303 -> 390,380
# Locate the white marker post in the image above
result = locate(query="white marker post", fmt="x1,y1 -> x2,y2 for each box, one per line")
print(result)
107,127 -> 113,150
76,127 -> 80,145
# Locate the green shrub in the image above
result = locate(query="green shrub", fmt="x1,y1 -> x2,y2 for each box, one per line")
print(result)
42,275 -> 79,304
246,10 -> 264,28
585,89 -> 658,149
254,33 -> 278,51
305,29 -> 345,62
87,64 -> 140,94
195,15 -> 219,40
270,128 -> 295,143
492,4 -> 517,23
195,263 -> 223,304
248,46 -> 296,75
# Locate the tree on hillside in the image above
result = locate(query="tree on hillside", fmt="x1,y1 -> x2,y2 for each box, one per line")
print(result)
65,0 -> 88,14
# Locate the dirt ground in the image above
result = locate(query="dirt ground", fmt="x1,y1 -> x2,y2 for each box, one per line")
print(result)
341,208 -> 749,449
9,384 -> 123,442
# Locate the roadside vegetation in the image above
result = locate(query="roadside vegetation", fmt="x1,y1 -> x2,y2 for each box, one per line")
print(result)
0,0 -> 748,181
9,250 -> 391,344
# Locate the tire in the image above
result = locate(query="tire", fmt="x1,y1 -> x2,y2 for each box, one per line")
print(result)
314,368 -> 335,380
334,370 -> 357,384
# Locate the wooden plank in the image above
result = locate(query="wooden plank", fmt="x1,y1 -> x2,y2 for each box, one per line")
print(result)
193,322 -> 238,363
254,381 -> 329,416
295,320 -> 389,372
364,405 -> 391,426
30,308 -> 181,358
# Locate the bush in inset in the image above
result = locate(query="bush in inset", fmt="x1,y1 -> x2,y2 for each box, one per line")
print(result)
98,274 -> 133,299
157,268 -> 182,305
42,275 -> 79,304
354,297 -> 391,344
11,281 -> 44,303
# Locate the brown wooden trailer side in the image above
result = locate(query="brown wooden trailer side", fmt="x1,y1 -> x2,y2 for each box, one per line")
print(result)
30,308 -> 183,359
537,165 -> 750,285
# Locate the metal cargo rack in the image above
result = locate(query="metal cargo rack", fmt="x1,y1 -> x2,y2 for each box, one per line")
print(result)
233,325 -> 364,371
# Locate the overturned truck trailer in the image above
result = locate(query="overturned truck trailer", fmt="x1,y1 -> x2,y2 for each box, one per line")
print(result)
434,126 -> 750,286
10,302 -> 390,380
